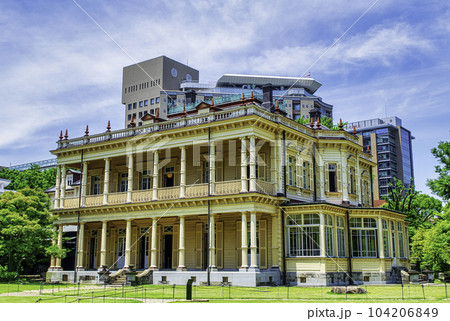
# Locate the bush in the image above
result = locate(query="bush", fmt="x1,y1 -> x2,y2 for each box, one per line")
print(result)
0,265 -> 18,281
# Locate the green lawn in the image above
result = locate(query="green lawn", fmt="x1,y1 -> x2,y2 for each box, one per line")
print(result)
1,282 -> 449,303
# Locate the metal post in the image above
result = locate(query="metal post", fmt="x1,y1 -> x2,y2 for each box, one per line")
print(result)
444,276 -> 448,299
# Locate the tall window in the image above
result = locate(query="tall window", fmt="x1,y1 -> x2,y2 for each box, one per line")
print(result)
302,161 -> 310,189
337,216 -> 346,257
325,215 -> 334,257
382,219 -> 389,257
390,221 -> 396,257
288,157 -> 295,186
350,218 -> 377,257
141,170 -> 151,190
328,164 -> 337,192
398,222 -> 405,257
287,214 -> 320,257
349,167 -> 356,194
120,173 -> 128,192
92,175 -> 101,195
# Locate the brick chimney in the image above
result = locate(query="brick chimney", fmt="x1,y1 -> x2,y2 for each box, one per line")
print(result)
262,83 -> 273,111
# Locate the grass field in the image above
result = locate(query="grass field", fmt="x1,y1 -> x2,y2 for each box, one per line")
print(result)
0,282 -> 449,303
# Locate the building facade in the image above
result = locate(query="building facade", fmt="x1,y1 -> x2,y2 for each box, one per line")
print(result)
345,117 -> 414,201
122,56 -> 333,128
46,94 -> 409,286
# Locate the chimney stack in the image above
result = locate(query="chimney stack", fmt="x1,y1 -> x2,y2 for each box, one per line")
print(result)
185,89 -> 197,105
262,83 -> 273,111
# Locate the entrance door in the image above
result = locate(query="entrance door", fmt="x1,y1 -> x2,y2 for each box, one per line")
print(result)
89,237 -> 97,269
117,236 -> 125,269
139,236 -> 149,269
163,234 -> 173,269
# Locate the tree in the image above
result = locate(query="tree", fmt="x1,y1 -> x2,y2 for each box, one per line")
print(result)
427,141 -> 450,200
383,177 -> 418,213
411,219 -> 450,272
0,188 -> 64,276
0,164 -> 57,191
297,115 -> 347,131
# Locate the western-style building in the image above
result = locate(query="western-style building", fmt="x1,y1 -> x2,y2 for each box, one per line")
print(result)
45,90 -> 410,286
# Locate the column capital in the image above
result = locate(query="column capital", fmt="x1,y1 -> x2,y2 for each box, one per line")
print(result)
179,145 -> 186,151
239,136 -> 247,141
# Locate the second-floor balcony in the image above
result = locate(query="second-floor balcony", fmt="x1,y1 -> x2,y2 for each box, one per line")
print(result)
57,179 -> 275,210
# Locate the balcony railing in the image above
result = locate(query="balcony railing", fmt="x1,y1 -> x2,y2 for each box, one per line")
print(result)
55,179 -> 278,209
56,104 -> 359,150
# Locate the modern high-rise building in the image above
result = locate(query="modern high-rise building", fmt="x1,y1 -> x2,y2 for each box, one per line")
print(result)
122,56 -> 199,128
345,117 -> 414,201
122,56 -> 333,127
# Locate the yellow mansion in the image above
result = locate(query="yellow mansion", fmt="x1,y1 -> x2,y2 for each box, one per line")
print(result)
46,92 -> 409,286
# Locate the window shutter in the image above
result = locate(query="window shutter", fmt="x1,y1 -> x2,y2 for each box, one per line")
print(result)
112,173 -> 118,193
109,228 -> 116,268
216,222 -> 224,269
324,164 -> 329,192
86,176 -> 91,196
236,221 -> 242,268
309,162 -> 314,190
337,163 -> 342,192
172,225 -> 179,269
259,220 -> 267,269
195,223 -> 203,269
258,153 -> 266,180
217,162 -> 223,181
299,159 -> 304,188
131,227 -> 138,267
157,225 -> 162,269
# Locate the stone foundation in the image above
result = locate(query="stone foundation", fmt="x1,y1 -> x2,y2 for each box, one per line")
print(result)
46,269 -> 281,286
286,271 -> 400,286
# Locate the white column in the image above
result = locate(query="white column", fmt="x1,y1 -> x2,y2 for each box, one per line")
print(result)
124,219 -> 132,269
249,135 -> 257,192
54,166 -> 61,208
81,161 -> 88,207
250,212 -> 258,269
178,216 -> 186,270
150,218 -> 158,269
127,154 -> 134,203
209,141 -> 216,195
319,213 -> 326,257
271,140 -> 278,193
60,165 -> 66,208
277,133 -> 284,194
377,218 -> 385,259
152,151 -> 159,201
100,221 -> 108,268
50,226 -> 57,270
180,146 -> 186,198
55,224 -> 63,270
103,158 -> 110,205
209,214 -> 216,269
241,212 -> 248,269
240,137 -> 248,193
76,222 -> 85,270
341,149 -> 349,203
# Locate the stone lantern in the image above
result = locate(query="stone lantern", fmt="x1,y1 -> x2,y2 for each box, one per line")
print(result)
408,260 -> 420,284
422,264 -> 434,283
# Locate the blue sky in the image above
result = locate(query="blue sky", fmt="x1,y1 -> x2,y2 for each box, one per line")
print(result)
0,0 -> 449,197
